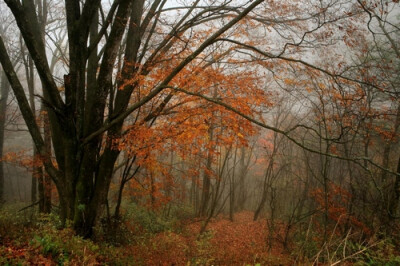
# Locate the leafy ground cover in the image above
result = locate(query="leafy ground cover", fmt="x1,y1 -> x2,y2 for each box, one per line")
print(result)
0,203 -> 399,265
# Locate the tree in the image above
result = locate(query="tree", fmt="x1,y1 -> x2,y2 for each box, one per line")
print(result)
0,8 -> 21,204
356,0 -> 400,226
0,0 -> 264,237
0,70 -> 11,205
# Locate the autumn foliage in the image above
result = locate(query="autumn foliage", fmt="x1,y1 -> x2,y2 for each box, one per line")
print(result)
1,0 -> 400,265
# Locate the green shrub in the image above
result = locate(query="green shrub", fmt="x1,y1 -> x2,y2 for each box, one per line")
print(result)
0,203 -> 140,264
0,203 -> 36,237
291,228 -> 319,261
352,239 -> 400,265
125,202 -> 175,234
31,218 -> 98,264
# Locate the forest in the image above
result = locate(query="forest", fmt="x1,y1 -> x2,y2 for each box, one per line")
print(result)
0,0 -> 399,264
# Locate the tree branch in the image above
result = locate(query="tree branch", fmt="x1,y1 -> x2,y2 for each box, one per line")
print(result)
168,86 -> 399,177
82,0 -> 264,145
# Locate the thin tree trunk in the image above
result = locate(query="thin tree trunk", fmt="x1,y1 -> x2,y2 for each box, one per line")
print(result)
389,156 -> 400,221
236,146 -> 247,211
0,71 -> 10,205
200,147 -> 230,234
199,123 -> 214,217
41,107 -> 52,213
23,53 -> 39,205
254,147 -> 276,221
229,146 -> 238,221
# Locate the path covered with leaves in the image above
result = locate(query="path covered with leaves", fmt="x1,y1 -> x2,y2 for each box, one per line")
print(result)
127,211 -> 289,265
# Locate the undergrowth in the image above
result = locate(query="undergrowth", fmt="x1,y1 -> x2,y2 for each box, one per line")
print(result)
0,202 -> 399,265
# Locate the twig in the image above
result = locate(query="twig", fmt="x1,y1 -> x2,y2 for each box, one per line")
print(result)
18,201 -> 39,212
330,240 -> 382,266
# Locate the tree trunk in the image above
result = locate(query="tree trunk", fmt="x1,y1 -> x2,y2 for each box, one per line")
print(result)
236,147 -> 247,211
23,53 -> 39,205
0,71 -> 10,205
254,150 -> 275,221
199,125 -> 214,217
389,156 -> 400,221
39,106 -> 52,213
229,146 -> 238,221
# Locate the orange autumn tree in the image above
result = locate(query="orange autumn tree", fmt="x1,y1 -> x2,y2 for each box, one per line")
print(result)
0,0 -> 267,237
113,42 -> 270,217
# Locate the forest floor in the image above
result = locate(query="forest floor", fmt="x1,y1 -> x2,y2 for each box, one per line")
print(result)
0,204 -> 399,265
125,211 -> 291,265
0,205 -> 292,265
